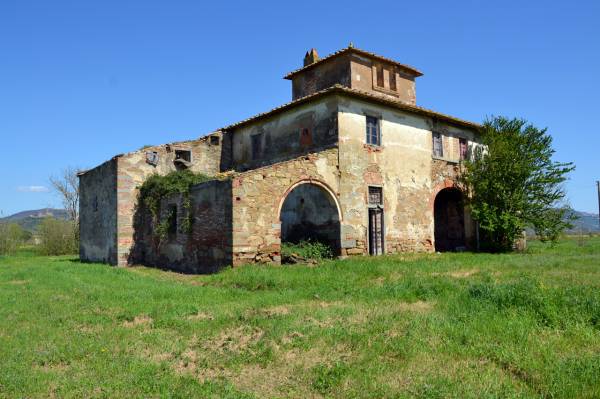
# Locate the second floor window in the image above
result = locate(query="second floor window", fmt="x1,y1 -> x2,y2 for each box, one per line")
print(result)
432,132 -> 443,157
459,138 -> 468,160
366,116 -> 380,146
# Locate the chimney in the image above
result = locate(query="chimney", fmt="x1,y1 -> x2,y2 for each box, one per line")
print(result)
303,48 -> 320,66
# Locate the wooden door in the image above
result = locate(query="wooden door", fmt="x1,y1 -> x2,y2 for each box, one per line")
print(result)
369,208 -> 384,255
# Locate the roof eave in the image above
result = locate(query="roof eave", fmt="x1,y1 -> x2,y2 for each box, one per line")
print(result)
283,47 -> 424,80
223,85 -> 480,132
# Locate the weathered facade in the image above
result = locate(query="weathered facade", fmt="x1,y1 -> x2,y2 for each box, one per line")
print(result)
79,46 -> 482,273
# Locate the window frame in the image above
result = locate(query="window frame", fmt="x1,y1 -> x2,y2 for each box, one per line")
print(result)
368,186 -> 383,207
365,115 -> 381,147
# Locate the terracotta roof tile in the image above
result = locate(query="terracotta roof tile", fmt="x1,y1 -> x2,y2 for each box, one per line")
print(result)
222,85 -> 480,131
284,46 -> 424,79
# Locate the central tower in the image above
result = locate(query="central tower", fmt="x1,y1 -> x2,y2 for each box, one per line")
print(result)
284,46 -> 423,104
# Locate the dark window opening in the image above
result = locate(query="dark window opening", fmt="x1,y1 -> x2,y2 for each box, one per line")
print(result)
210,136 -> 220,145
175,150 -> 191,162
251,134 -> 263,160
389,71 -> 397,91
167,205 -> 178,238
459,138 -> 468,160
299,128 -> 312,147
368,186 -> 383,206
433,132 -> 443,157
93,196 -> 99,212
174,149 -> 192,169
376,66 -> 384,87
366,116 -> 381,146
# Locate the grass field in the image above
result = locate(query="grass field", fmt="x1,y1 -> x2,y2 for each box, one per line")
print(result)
1,238 -> 600,398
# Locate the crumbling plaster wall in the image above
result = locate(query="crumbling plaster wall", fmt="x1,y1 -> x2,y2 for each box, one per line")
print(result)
231,97 -> 338,171
79,158 -> 118,264
337,96 -> 478,254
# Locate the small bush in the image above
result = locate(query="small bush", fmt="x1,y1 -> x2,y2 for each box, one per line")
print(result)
0,223 -> 28,255
281,239 -> 334,261
37,218 -> 78,255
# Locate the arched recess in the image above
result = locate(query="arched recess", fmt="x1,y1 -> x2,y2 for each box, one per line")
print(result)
433,187 -> 466,252
279,181 -> 341,254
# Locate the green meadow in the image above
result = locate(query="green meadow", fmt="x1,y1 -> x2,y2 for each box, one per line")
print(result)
1,237 -> 599,398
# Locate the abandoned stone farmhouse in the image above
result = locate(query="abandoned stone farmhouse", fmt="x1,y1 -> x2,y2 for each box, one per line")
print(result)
79,46 -> 482,273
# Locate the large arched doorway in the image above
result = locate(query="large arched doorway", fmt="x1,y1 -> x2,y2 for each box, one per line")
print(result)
280,183 -> 341,254
434,188 -> 466,251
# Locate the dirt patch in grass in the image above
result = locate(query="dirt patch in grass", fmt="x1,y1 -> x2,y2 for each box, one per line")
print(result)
144,349 -> 174,364
193,342 -> 351,398
173,349 -> 199,375
281,331 -> 305,345
35,362 -> 70,373
129,267 -> 207,286
348,301 -> 434,324
448,269 -> 480,278
261,305 -> 290,317
78,324 -> 103,334
432,269 -> 479,278
244,305 -> 292,319
206,326 -> 264,354
123,315 -> 153,328
6,279 -> 29,285
187,311 -> 214,321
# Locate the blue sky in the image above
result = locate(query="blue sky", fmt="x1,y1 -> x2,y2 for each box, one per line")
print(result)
1,0 -> 599,216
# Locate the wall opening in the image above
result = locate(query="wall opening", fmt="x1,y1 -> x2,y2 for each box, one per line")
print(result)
280,183 -> 341,254
434,188 -> 466,251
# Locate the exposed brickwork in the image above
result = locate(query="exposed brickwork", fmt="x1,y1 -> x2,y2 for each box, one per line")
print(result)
230,149 -> 340,265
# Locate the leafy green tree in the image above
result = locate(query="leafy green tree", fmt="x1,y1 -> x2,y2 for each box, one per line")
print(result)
0,223 -> 28,255
37,217 -> 78,255
461,116 -> 575,251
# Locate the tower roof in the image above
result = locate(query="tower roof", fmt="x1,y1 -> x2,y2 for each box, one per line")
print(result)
284,46 -> 423,80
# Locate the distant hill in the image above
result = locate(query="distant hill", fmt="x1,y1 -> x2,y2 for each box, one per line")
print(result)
1,207 -> 598,234
0,208 -> 68,232
567,209 -> 600,233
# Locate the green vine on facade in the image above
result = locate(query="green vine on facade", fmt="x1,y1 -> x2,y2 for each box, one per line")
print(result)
138,170 -> 212,239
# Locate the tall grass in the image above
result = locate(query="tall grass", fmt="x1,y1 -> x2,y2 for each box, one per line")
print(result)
0,237 -> 599,398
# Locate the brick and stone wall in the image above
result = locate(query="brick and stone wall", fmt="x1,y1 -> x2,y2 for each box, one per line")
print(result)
230,148 -> 341,265
116,133 -> 224,266
127,148 -> 341,272
128,179 -> 233,274
79,132 -> 224,266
